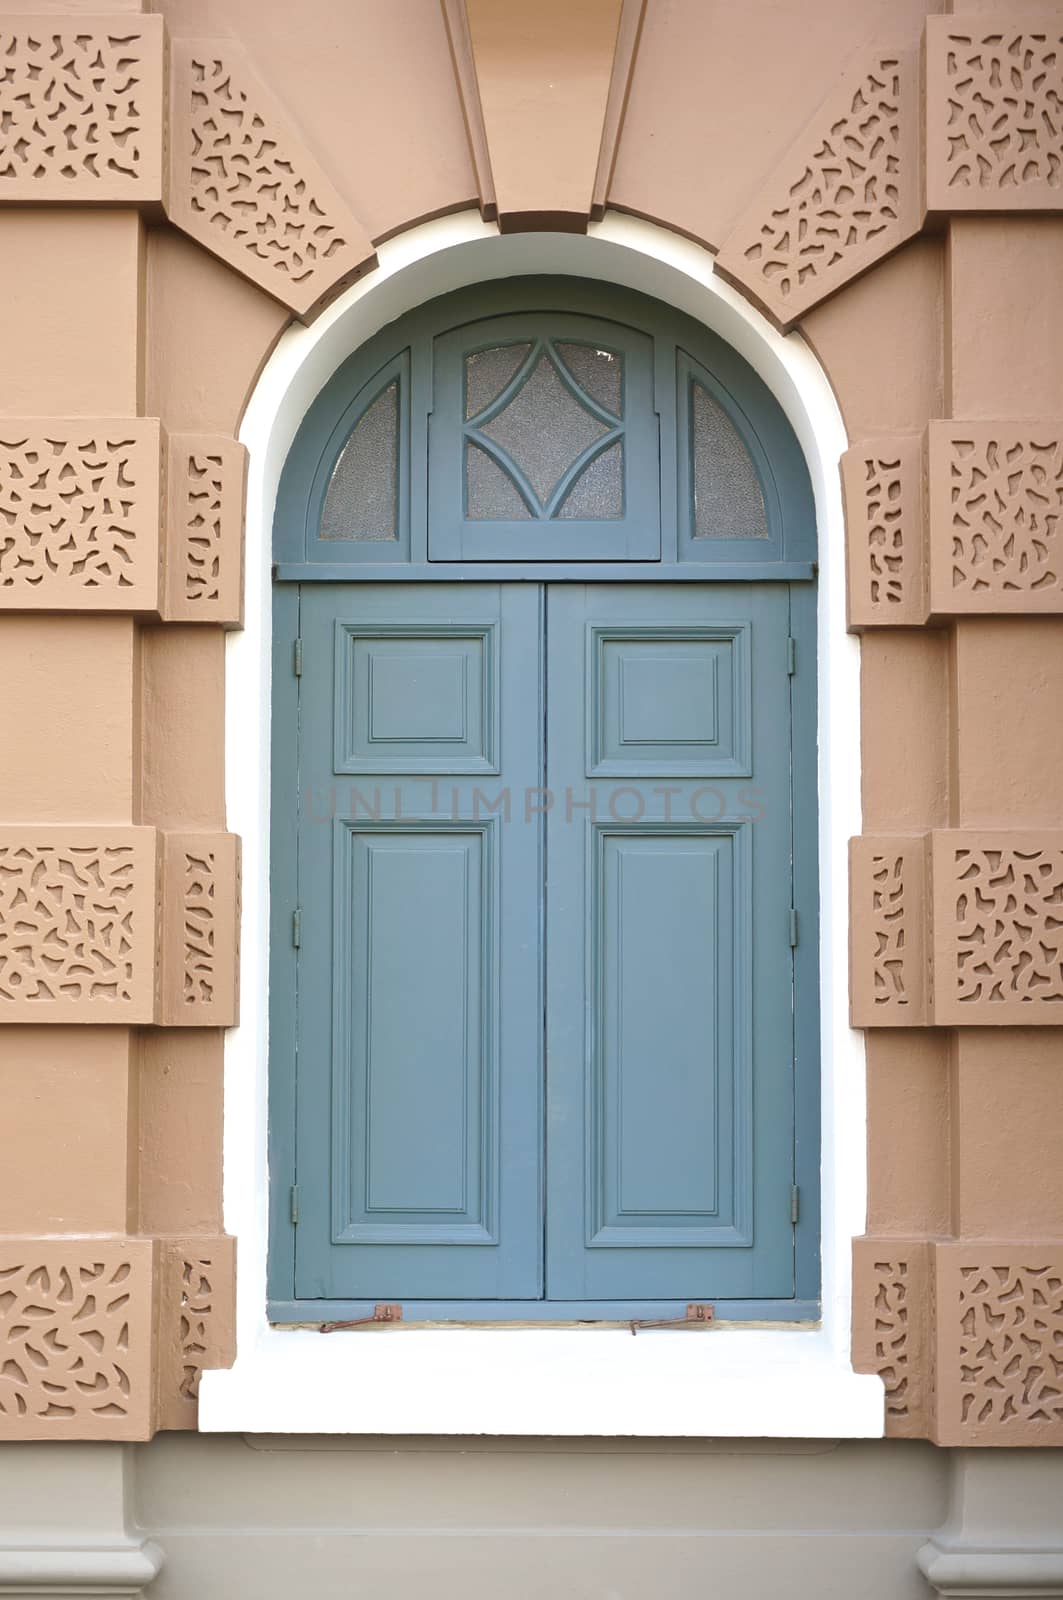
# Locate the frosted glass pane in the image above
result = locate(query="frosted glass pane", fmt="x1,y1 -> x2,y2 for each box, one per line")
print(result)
320,381 -> 398,541
465,344 -> 532,419
556,342 -> 623,417
691,382 -> 768,539
558,441 -> 623,519
480,354 -> 608,506
466,442 -> 531,520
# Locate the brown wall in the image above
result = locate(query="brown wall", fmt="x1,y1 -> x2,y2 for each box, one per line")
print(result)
0,0 -> 1060,1448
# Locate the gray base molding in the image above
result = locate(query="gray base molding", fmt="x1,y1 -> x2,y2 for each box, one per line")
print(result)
919,1542 -> 1063,1597
0,1540 -> 164,1598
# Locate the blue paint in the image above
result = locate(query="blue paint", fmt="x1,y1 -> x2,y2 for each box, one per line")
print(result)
267,278 -> 820,1318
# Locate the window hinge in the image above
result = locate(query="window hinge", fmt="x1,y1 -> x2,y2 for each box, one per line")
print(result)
790,1185 -> 800,1225
289,1184 -> 299,1225
292,908 -> 301,948
789,907 -> 799,947
787,636 -> 796,675
293,637 -> 303,676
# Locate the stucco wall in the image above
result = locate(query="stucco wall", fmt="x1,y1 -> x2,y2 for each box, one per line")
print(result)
0,0 -> 1062,1591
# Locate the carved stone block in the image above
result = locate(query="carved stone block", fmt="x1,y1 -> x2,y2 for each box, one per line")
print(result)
168,39 -> 376,320
849,835 -> 930,1026
162,435 -> 247,627
157,832 -> 240,1028
925,15 -> 1063,214
0,421 -> 162,612
852,1238 -> 932,1439
716,49 -> 922,330
931,831 -> 1063,1024
0,827 -> 158,1022
157,1236 -> 236,1431
0,15 -> 165,202
927,421 -> 1063,615
0,1238 -> 156,1441
842,436 -> 928,627
933,1243 -> 1063,1445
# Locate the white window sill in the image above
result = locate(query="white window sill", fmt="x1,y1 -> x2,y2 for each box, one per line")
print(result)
198,1327 -> 884,1437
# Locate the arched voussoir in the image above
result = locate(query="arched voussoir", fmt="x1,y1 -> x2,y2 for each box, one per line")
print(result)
715,47 -> 924,333
167,38 -> 378,322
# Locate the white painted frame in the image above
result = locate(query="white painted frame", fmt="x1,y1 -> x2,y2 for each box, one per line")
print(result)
201,211 -> 883,1437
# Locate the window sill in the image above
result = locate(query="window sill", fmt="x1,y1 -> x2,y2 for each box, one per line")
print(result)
198,1325 -> 885,1438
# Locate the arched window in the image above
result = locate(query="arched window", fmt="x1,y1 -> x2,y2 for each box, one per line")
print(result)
268,278 -> 819,1321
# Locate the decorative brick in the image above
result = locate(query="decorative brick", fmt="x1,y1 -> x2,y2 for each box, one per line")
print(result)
0,827 -> 157,1023
842,436 -> 927,627
0,1238 -> 156,1441
931,831 -> 1063,1024
716,49 -> 922,329
157,1237 -> 236,1431
0,14 -> 164,203
925,15 -> 1063,214
162,435 -> 246,627
927,421 -> 1063,615
933,1243 -> 1063,1445
849,835 -> 930,1026
0,421 -> 162,612
157,833 -> 240,1028
168,39 -> 376,320
852,1238 -> 932,1439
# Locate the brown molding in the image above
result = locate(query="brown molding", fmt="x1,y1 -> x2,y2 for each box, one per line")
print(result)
440,0 -> 497,222
0,1232 -> 238,1439
853,1237 -> 1063,1444
715,48 -> 923,331
167,39 -> 377,321
842,435 -> 929,628
924,14 -> 1063,215
157,832 -> 240,1029
0,14 -> 165,204
461,0 -> 623,232
0,1236 -> 157,1440
0,420 -> 163,611
162,434 -> 247,628
842,422 -> 1063,625
0,421 -> 248,623
0,826 -> 240,1026
849,835 -> 932,1027
926,421 -> 1063,616
590,0 -> 647,223
156,1236 -> 235,1431
930,830 -> 1063,1023
0,826 -> 158,1022
852,1238 -> 932,1439
933,1242 -> 1063,1445
852,830 -> 1063,1025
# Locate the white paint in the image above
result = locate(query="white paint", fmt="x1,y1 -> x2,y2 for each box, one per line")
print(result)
202,210 -> 880,1438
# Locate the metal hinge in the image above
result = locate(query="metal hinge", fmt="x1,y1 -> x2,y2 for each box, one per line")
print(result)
292,908 -> 301,948
630,1303 -> 715,1335
787,637 -> 796,675
789,908 -> 799,946
293,637 -> 303,676
289,1184 -> 299,1225
790,1185 -> 800,1224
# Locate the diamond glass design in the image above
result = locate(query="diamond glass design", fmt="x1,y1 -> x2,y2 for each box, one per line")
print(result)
556,343 -> 623,418
464,341 -> 625,522
465,344 -> 532,419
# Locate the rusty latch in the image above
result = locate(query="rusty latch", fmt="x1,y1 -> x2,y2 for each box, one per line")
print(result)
629,1303 -> 715,1335
319,1303 -> 402,1333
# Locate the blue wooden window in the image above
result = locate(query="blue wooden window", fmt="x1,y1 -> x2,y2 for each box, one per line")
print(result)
269,280 -> 820,1323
